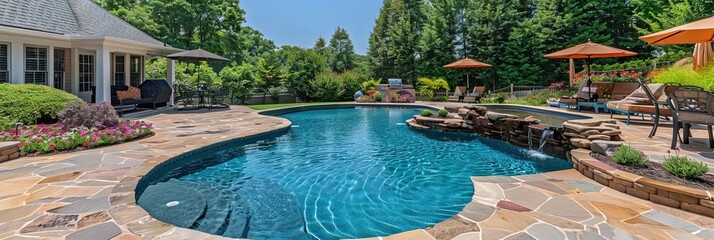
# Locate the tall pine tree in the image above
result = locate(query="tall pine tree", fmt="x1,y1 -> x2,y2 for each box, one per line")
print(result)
328,27 -> 356,73
417,0 -> 463,86
368,0 -> 425,84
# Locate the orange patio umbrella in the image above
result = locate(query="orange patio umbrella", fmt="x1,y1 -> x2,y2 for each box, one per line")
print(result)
545,41 -> 637,97
639,16 -> 714,45
640,16 -> 714,71
444,58 -> 492,90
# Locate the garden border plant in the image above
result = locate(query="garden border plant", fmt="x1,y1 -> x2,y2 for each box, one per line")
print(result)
0,102 -> 155,156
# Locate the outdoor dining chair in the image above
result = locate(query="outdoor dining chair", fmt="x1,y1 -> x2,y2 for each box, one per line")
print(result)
668,88 -> 714,149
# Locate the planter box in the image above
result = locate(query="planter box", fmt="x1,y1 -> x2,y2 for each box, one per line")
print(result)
569,149 -> 714,217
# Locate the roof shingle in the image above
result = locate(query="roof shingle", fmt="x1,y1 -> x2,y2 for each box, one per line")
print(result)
0,0 -> 166,46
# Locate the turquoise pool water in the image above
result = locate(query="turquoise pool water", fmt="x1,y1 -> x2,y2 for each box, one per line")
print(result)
137,107 -> 572,239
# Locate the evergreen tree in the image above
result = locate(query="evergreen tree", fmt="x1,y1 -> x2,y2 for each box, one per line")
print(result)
368,0 -> 425,84
313,37 -> 329,56
463,0 -> 531,89
417,0 -> 462,86
328,27 -> 356,73
500,0 -> 573,86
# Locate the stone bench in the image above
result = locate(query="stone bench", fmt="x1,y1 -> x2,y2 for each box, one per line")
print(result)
0,142 -> 20,163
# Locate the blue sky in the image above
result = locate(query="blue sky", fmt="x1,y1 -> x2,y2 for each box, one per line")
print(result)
241,0 -> 383,55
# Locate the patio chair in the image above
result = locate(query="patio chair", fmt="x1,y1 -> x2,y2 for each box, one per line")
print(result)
607,80 -> 667,126
561,82 -> 613,109
448,86 -> 467,102
208,87 -> 230,110
668,88 -> 714,149
464,86 -> 486,103
175,85 -> 199,110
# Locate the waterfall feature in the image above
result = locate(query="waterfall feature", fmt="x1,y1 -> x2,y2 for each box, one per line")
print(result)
538,129 -> 555,152
528,127 -> 535,150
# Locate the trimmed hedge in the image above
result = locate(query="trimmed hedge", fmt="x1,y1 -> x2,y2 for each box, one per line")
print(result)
0,84 -> 83,130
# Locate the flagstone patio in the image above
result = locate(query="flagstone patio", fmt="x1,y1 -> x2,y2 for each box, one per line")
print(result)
0,103 -> 712,240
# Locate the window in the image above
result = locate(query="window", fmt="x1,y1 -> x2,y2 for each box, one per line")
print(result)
129,56 -> 142,86
114,55 -> 125,86
25,46 -> 48,85
53,49 -> 65,90
0,44 -> 7,83
79,54 -> 94,92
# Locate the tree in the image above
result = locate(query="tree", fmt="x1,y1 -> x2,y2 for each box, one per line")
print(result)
255,57 -> 284,103
276,46 -> 327,102
368,0 -> 425,84
220,26 -> 276,63
220,62 -> 259,104
313,37 -> 330,57
463,0 -> 531,88
328,27 -> 356,73
417,0 -> 463,86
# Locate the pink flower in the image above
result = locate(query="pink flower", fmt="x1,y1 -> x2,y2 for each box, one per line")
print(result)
675,146 -> 681,151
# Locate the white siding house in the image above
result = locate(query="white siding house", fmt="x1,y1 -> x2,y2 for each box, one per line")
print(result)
0,0 -> 181,103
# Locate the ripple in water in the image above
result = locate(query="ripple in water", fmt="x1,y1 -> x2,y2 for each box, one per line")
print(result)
154,107 -> 572,239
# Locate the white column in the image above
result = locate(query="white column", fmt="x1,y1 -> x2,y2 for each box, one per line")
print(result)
71,49 -> 79,95
10,42 -> 23,84
124,53 -> 130,86
167,58 -> 176,106
95,47 -> 111,103
47,46 -> 54,87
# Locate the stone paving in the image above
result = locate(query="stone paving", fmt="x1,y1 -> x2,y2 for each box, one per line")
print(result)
0,103 -> 711,240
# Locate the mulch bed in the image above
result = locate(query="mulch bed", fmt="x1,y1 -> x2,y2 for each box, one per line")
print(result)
591,152 -> 714,191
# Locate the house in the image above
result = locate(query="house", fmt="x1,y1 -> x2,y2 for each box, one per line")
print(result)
0,0 -> 182,103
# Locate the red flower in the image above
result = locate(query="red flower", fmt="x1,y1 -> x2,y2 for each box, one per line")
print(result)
49,143 -> 56,149
83,141 -> 90,147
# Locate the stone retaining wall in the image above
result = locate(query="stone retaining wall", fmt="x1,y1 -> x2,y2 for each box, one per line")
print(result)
0,142 -> 20,163
570,148 -> 714,218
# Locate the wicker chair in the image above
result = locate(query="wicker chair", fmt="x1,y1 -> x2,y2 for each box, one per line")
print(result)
668,88 -> 714,149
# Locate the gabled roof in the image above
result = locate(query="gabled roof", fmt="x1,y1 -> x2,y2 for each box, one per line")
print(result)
0,0 -> 166,47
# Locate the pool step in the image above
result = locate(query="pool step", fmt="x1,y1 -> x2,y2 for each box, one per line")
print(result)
237,178 -> 310,239
137,182 -> 207,229
167,179 -> 232,235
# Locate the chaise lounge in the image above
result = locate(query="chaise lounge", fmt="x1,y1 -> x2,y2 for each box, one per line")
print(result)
447,86 -> 467,102
464,86 -> 486,103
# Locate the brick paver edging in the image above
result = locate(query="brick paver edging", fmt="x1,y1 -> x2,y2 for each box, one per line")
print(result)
569,148 -> 714,217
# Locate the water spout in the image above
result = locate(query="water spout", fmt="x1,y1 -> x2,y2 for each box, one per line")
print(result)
538,129 -> 555,152
528,127 -> 534,150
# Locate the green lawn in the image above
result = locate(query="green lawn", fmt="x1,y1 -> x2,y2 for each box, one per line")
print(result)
248,102 -> 329,110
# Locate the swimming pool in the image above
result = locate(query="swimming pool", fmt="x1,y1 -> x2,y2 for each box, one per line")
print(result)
136,106 -> 572,239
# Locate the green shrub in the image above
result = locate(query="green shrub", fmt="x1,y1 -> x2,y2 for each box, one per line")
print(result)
312,71 -> 346,102
437,109 -> 448,117
651,66 -> 714,91
361,78 -> 382,92
373,92 -> 383,102
437,96 -> 449,102
611,145 -> 648,167
417,77 -> 450,100
662,155 -> 708,179
421,109 -> 433,117
0,84 -> 83,130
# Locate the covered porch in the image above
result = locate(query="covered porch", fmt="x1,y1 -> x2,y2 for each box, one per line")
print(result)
1,26 -> 181,105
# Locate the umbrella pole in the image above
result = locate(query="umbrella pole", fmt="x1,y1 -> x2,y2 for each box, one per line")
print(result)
467,72 -> 470,91
587,56 -> 592,102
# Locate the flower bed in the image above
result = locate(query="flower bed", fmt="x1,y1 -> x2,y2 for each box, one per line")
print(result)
0,120 -> 153,156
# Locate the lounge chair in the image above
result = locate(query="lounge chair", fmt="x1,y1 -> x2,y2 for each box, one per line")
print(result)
560,82 -> 613,110
448,86 -> 467,102
464,86 -> 486,103
607,80 -> 668,125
